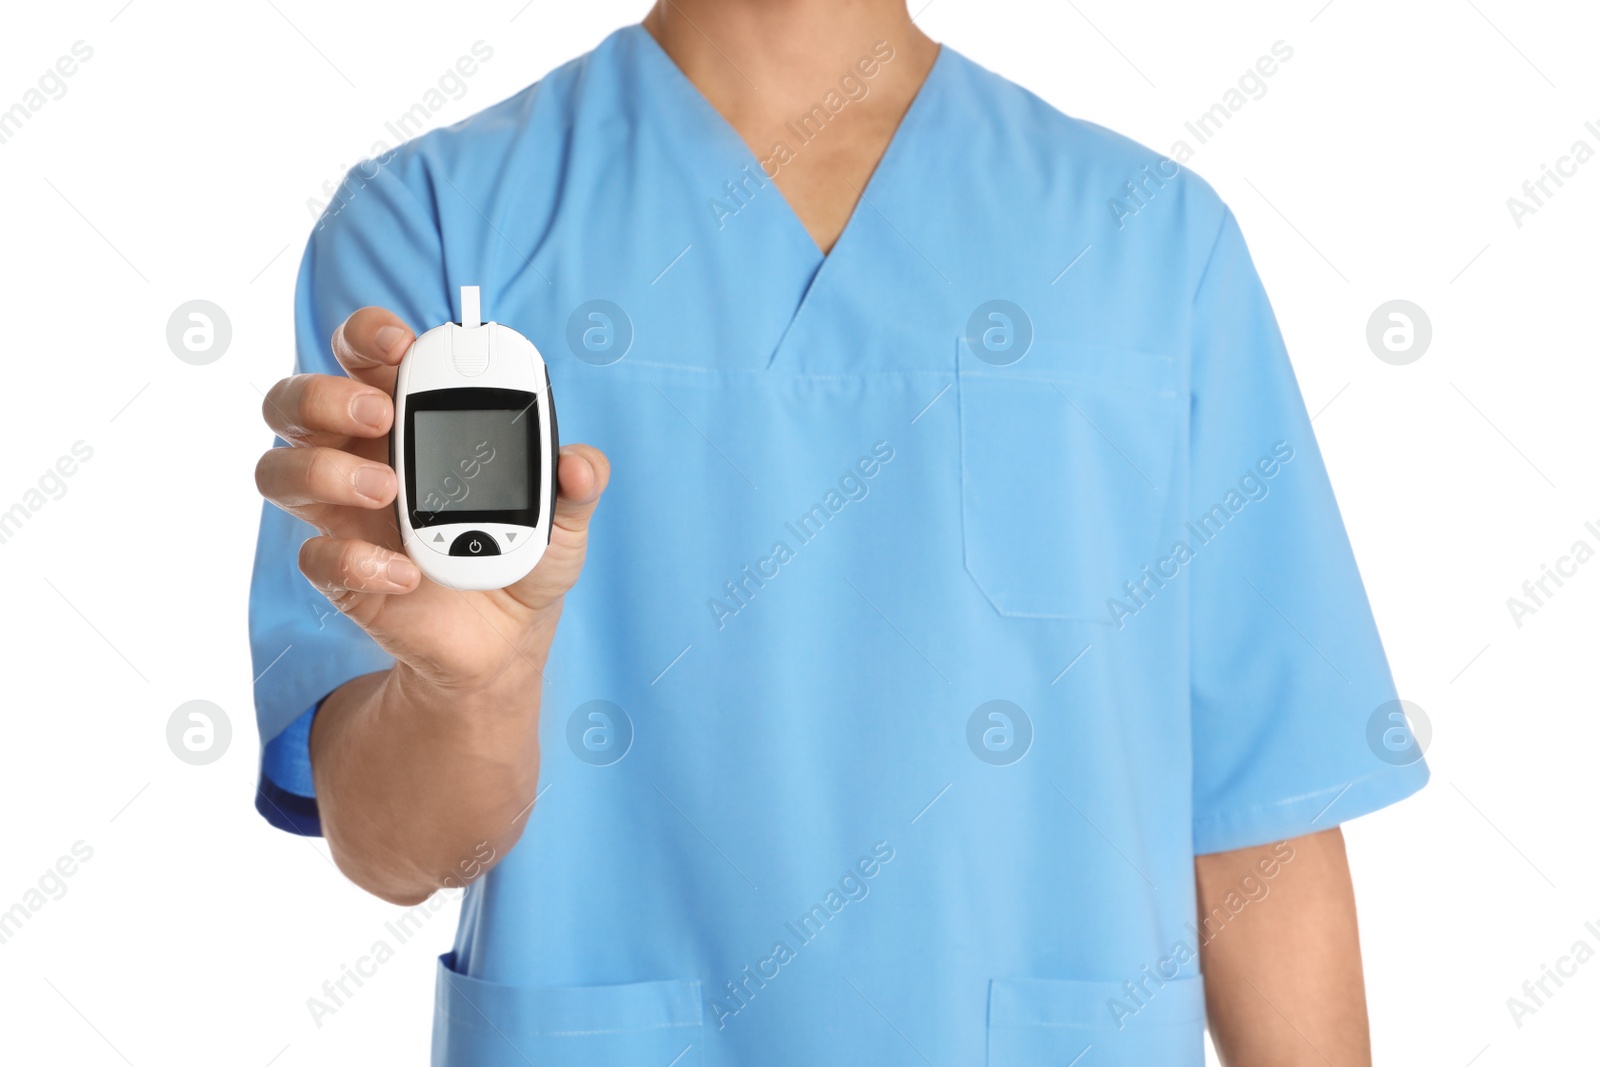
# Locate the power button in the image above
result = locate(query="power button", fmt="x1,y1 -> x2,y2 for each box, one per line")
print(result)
449,530 -> 501,556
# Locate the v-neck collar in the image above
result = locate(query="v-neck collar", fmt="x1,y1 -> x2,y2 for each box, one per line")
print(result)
627,23 -> 949,266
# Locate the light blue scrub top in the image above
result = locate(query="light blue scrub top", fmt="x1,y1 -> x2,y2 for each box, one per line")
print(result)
250,25 -> 1427,1066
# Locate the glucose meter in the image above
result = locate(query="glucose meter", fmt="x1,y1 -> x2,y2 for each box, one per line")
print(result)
391,286 -> 558,591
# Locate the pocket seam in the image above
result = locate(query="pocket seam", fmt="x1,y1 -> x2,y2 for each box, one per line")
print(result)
435,958 -> 704,1036
987,974 -> 1207,1030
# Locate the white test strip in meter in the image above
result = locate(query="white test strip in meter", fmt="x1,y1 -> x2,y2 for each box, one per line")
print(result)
390,286 -> 559,591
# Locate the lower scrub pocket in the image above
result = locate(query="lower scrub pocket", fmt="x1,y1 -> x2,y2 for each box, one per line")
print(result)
986,975 -> 1205,1066
433,953 -> 705,1067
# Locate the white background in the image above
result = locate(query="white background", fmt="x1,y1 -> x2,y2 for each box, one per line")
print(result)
0,1 -> 1594,1064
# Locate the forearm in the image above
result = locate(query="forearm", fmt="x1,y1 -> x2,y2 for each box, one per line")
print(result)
309,628 -> 552,905
1198,827 -> 1371,1066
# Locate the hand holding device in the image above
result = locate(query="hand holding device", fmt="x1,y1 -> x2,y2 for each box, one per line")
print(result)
255,299 -> 606,692
256,298 -> 607,906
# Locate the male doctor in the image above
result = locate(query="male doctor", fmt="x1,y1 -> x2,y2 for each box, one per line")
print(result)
250,2 -> 1427,1063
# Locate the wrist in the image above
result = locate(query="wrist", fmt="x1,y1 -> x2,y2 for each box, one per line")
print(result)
398,597 -> 563,699
386,643 -> 546,722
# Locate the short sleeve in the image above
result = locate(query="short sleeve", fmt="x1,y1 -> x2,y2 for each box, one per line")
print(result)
248,154 -> 452,835
1187,208 -> 1427,855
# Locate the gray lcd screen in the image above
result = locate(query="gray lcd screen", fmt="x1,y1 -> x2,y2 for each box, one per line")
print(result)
411,408 -> 531,513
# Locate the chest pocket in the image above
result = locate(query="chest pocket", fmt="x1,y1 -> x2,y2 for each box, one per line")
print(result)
958,348 -> 1182,622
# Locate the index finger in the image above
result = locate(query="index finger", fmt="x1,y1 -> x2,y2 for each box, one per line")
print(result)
330,306 -> 415,390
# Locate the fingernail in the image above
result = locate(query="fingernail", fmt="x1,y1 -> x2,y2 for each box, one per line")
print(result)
374,325 -> 408,357
351,393 -> 388,430
354,466 -> 390,501
386,557 -> 418,586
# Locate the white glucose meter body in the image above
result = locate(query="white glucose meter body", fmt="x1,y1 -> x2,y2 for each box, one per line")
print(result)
391,286 -> 558,591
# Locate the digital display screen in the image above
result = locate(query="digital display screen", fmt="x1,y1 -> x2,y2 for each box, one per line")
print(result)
412,407 -> 532,515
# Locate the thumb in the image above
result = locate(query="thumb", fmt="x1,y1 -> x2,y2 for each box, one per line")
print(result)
550,444 -> 611,536
503,445 -> 610,610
